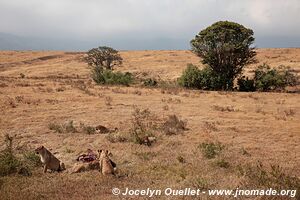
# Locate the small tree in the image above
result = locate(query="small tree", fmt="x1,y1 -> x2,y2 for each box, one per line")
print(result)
85,46 -> 122,70
191,21 -> 256,90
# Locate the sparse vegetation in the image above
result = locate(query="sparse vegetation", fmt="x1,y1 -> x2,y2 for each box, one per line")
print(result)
105,96 -> 112,106
143,78 -> 158,87
238,162 -> 300,199
48,122 -> 64,133
65,120 -> 77,133
19,73 -> 25,79
48,120 -> 77,133
72,80 -> 94,96
212,105 -> 236,112
134,151 -> 157,161
240,147 -> 250,156
193,177 -> 210,190
80,123 -> 96,135
130,107 -> 157,145
203,121 -> 219,132
276,107 -> 296,120
56,86 -> 66,92
1,48 -> 300,200
215,159 -> 230,168
132,89 -> 142,95
105,132 -> 128,143
199,142 -> 224,159
176,155 -> 186,163
162,114 -> 187,135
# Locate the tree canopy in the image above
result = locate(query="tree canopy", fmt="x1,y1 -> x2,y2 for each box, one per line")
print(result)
191,21 -> 256,90
85,46 -> 122,70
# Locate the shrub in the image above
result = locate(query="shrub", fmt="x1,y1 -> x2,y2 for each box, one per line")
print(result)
23,151 -> 42,168
237,76 -> 256,92
215,159 -> 230,168
178,64 -> 202,89
254,64 -> 298,91
280,65 -> 298,86
199,142 -> 224,159
80,123 -> 96,135
48,122 -> 64,133
162,115 -> 187,135
65,120 -> 77,133
178,64 -> 222,90
91,68 -> 133,86
130,108 -> 155,145
143,78 -> 158,87
0,134 -> 21,176
0,135 -> 42,177
48,120 -> 77,133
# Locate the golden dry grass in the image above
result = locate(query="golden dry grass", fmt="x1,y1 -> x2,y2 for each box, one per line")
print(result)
0,49 -> 299,200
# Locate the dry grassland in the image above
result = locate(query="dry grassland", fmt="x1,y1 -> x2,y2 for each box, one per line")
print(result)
0,49 -> 299,199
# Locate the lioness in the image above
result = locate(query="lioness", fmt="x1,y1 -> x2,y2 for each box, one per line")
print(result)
35,146 -> 65,173
98,149 -> 115,175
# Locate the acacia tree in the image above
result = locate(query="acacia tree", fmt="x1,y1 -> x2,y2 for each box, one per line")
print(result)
85,46 -> 122,70
191,21 -> 256,90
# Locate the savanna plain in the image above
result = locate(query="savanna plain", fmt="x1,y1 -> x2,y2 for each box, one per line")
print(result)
0,49 -> 299,200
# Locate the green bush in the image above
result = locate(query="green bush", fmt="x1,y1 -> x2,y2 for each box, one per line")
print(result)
91,67 -> 133,86
0,135 -> 20,176
178,64 -> 202,89
178,64 -> 222,90
237,76 -> 256,92
254,64 -> 298,91
0,135 -> 42,177
0,150 -> 20,176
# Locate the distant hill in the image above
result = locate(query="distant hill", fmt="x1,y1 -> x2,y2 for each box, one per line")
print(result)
0,32 -> 95,51
1,32 -> 299,51
0,32 -> 33,50
0,32 -> 189,51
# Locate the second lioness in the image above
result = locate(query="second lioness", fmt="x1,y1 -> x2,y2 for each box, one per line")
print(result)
98,149 -> 116,175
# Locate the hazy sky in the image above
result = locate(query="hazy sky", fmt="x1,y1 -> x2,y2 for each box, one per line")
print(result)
0,0 -> 300,50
